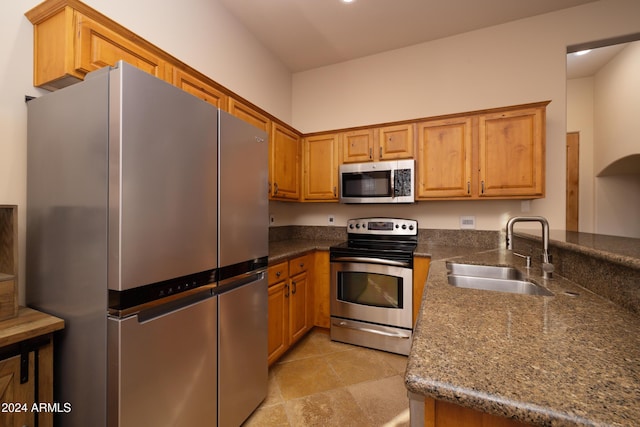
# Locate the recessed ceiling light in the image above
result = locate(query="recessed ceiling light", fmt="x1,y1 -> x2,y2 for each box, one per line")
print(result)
575,50 -> 592,56
342,0 -> 355,3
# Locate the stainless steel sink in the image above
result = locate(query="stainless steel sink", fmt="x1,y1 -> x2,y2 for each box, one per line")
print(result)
446,262 -> 524,280
445,262 -> 554,296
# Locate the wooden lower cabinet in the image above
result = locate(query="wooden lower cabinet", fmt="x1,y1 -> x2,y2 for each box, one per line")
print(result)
424,397 -> 530,427
0,353 -> 35,427
267,253 -> 314,365
0,308 -> 63,427
267,278 -> 288,365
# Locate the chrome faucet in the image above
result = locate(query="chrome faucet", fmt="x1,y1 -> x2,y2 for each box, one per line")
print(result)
506,216 -> 554,279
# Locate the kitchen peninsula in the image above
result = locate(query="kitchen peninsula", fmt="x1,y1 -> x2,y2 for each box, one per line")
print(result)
406,232 -> 640,426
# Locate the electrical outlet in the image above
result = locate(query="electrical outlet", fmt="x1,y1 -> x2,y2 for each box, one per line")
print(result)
328,215 -> 335,225
270,214 -> 275,225
460,216 -> 476,230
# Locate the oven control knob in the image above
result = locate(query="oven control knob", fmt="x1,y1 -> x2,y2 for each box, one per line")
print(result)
402,224 -> 407,229
409,225 -> 414,230
349,224 -> 354,229
356,223 -> 360,229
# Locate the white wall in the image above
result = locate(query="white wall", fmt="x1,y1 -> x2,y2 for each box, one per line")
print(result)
567,77 -> 596,233
289,0 -> 640,232
0,0 -> 292,302
592,41 -> 640,237
567,41 -> 640,237
594,41 -> 640,174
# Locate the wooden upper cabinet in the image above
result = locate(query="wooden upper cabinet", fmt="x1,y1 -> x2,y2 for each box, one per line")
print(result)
378,124 -> 414,160
270,123 -> 301,201
228,98 -> 271,134
27,4 -> 166,90
342,129 -> 376,163
479,105 -> 546,198
342,125 -> 413,163
75,13 -> 166,80
303,134 -> 340,201
173,68 -> 227,109
416,117 -> 473,199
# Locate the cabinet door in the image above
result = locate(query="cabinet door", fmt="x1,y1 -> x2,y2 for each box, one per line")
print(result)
342,129 -> 376,163
289,271 -> 311,345
303,134 -> 340,201
479,107 -> 545,198
378,124 -> 414,160
267,281 -> 289,366
416,118 -> 472,199
75,12 -> 166,81
173,68 -> 228,109
228,98 -> 271,133
0,353 -> 35,427
270,124 -> 301,200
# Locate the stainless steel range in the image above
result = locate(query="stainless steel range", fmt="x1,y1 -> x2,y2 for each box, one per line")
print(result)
330,217 -> 417,355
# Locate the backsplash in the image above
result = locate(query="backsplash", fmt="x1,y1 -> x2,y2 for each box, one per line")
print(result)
269,225 -> 499,248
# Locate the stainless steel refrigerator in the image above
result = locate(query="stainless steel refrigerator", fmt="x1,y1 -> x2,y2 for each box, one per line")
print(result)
26,61 -> 269,427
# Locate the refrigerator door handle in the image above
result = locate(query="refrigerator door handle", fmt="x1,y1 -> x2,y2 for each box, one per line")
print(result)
133,289 -> 215,323
218,270 -> 266,291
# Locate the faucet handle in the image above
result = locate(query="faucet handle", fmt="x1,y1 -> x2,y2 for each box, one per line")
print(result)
513,252 -> 531,268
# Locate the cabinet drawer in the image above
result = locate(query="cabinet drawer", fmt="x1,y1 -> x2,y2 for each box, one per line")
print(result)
289,254 -> 310,277
268,262 -> 288,286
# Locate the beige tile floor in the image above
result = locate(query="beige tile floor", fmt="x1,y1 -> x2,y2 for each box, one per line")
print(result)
243,328 -> 410,427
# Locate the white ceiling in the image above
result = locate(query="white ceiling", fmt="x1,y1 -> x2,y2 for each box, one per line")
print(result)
566,43 -> 630,79
217,0 -> 600,72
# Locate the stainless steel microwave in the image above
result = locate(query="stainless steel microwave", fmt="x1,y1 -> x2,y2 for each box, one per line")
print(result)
339,159 -> 415,204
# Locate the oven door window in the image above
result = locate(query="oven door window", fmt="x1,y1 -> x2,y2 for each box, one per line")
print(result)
342,171 -> 392,198
337,271 -> 402,309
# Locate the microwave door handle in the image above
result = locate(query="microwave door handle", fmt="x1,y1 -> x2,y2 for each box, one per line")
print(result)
390,169 -> 395,198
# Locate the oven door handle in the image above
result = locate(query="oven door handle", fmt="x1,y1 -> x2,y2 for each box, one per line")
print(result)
332,320 -> 411,339
331,256 -> 410,268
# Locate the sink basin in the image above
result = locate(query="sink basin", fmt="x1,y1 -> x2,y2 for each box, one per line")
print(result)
445,262 -> 554,296
446,262 -> 524,280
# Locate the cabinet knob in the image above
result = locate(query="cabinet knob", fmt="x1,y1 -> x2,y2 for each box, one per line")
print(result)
276,271 -> 281,277
299,262 -> 304,268
291,281 -> 297,294
284,283 -> 289,297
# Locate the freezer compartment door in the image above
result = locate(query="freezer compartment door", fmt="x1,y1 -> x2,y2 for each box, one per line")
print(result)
108,291 -> 217,427
218,273 -> 268,426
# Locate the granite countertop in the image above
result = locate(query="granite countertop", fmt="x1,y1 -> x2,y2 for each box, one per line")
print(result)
526,230 -> 640,270
405,248 -> 640,427
268,239 -> 343,264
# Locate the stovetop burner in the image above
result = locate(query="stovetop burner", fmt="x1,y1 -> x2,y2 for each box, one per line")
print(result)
330,217 -> 418,262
